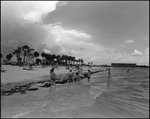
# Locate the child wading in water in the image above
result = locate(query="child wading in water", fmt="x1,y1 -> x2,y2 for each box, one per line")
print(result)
107,68 -> 111,79
78,68 -> 84,82
87,70 -> 91,82
50,69 -> 56,91
68,70 -> 73,84
107,68 -> 111,88
73,72 -> 80,82
127,69 -> 130,73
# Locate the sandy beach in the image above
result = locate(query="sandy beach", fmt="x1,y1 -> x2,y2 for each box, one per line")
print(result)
1,65 -> 72,85
1,65 -> 149,118
1,65 -> 102,118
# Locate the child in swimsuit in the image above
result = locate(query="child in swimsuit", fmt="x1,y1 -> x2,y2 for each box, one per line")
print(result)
68,70 -> 73,84
50,69 -> 56,90
87,70 -> 91,82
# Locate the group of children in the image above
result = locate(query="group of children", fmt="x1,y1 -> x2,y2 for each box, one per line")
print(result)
49,67 -> 92,90
67,69 -> 91,84
49,67 -> 115,91
49,67 -> 130,91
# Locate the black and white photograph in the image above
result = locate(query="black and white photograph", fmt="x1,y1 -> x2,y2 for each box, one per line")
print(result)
1,1 -> 149,118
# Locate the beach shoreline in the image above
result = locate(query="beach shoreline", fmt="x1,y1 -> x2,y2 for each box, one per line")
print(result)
1,65 -> 104,118
1,65 -> 102,96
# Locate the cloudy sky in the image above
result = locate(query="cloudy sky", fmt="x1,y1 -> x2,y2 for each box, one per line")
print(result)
1,1 -> 149,65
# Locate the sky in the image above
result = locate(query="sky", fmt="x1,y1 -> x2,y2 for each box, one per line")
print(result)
1,1 -> 149,65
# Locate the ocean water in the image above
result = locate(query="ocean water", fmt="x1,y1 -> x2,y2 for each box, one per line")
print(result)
12,67 -> 149,118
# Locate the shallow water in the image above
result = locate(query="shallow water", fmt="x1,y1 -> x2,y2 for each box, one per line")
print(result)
12,67 -> 149,118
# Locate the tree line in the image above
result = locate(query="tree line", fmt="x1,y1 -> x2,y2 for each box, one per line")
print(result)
0,45 -> 84,66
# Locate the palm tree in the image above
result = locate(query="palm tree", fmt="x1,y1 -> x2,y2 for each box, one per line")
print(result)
48,54 -> 53,65
44,53 -> 51,65
71,56 -> 74,65
13,47 -> 22,58
13,47 -> 22,65
76,59 -> 79,65
22,45 -> 30,64
6,53 -> 13,61
41,52 -> 45,60
65,55 -> 69,66
17,57 -> 22,63
34,51 -> 39,61
72,56 -> 75,65
70,56 -> 73,66
55,55 -> 61,66
68,56 -> 72,65
51,54 -> 56,66
59,55 -> 64,66
51,54 -> 56,60
61,55 -> 65,66
81,59 -> 84,66
36,58 -> 42,65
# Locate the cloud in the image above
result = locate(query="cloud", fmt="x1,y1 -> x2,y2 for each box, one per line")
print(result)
43,49 -> 51,54
143,48 -> 149,54
40,24 -> 96,55
1,1 -> 59,53
1,1 -> 59,24
132,50 -> 143,56
56,1 -> 68,7
125,39 -> 134,43
22,1 -> 59,23
50,25 -> 92,41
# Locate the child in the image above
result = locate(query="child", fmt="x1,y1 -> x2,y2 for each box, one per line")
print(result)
107,68 -> 111,88
29,64 -> 33,70
68,70 -> 73,84
50,69 -> 56,91
127,69 -> 130,73
107,68 -> 111,80
74,72 -> 79,82
87,70 -> 91,82
79,68 -> 84,82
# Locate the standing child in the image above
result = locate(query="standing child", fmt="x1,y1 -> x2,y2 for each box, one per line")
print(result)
107,68 -> 111,80
50,69 -> 56,91
75,72 -> 80,82
87,70 -> 91,82
72,72 -> 77,82
107,68 -> 111,88
79,68 -> 84,82
127,69 -> 130,73
68,70 -> 73,84
77,72 -> 82,83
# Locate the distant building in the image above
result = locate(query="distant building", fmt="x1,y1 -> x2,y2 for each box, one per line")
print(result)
111,63 -> 136,67
137,65 -> 149,68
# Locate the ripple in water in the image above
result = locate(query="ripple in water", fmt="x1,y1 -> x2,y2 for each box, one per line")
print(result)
12,68 -> 149,118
